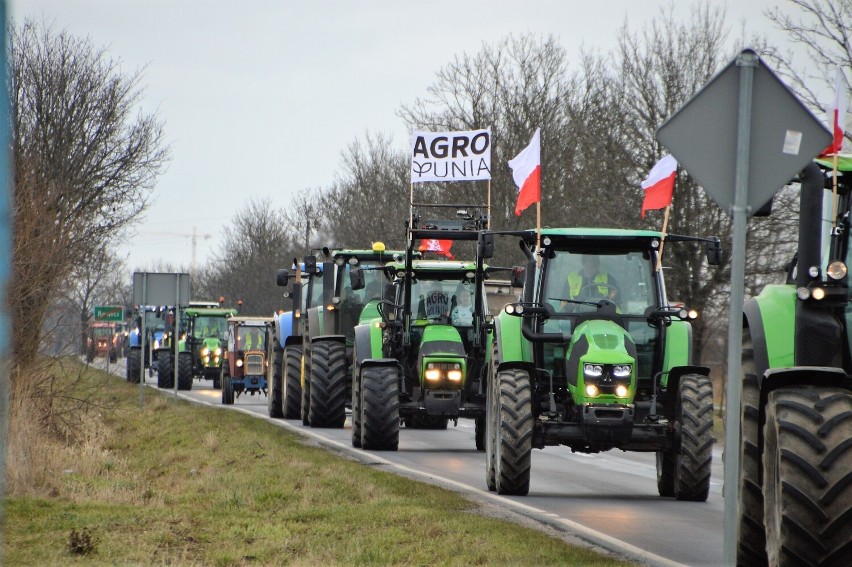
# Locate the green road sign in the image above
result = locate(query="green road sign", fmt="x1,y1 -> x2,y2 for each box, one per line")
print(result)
94,306 -> 124,322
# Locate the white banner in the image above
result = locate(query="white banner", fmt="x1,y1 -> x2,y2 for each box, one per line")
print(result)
410,129 -> 492,183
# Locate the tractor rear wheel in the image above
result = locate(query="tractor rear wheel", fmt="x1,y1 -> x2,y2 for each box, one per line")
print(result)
177,352 -> 193,391
495,368 -> 532,496
301,349 -> 312,425
763,386 -> 852,567
475,416 -> 486,451
360,365 -> 399,451
127,350 -> 141,383
222,374 -> 234,404
267,343 -> 284,418
352,359 -> 362,447
283,345 -> 303,419
309,340 -> 347,428
737,328 -> 767,566
673,373 -> 713,501
157,351 -> 173,389
485,343 -> 499,491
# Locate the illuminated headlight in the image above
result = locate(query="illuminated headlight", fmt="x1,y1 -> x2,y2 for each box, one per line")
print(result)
326,304 -> 336,311
812,287 -> 826,300
447,364 -> 463,382
214,347 -> 222,356
585,384 -> 599,397
584,364 -> 603,377
425,363 -> 441,381
828,261 -> 847,280
200,347 -> 209,356
615,385 -> 629,398
213,356 -> 220,363
505,304 -> 515,314
612,365 -> 631,378
236,359 -> 244,367
153,339 -> 160,350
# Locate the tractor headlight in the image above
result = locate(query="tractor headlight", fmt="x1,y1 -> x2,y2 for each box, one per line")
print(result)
236,359 -> 244,367
812,287 -> 826,300
584,364 -> 603,377
827,261 -> 847,280
153,339 -> 160,350
200,347 -> 209,356
447,364 -> 463,382
214,347 -> 222,356
612,364 -> 631,378
615,385 -> 629,398
585,384 -> 599,397
425,363 -> 441,381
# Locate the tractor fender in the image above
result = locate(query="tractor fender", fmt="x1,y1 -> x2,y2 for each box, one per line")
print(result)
662,320 -> 693,378
353,322 -> 382,364
743,285 -> 796,379
662,365 -> 712,415
275,311 -> 293,345
310,334 -> 346,346
283,334 -> 303,348
306,306 -> 323,340
493,312 -> 535,375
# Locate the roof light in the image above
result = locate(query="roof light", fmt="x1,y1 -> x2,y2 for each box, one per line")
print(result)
373,241 -> 386,252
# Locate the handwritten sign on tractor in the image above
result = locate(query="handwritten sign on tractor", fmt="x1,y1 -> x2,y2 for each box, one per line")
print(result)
94,305 -> 124,322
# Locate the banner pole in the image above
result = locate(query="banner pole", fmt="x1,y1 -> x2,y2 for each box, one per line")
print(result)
536,201 -> 542,267
487,179 -> 491,229
409,181 -> 414,242
655,205 -> 671,272
831,153 -> 839,228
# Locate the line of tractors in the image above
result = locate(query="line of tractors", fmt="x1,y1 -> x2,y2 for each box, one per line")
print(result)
116,155 -> 851,566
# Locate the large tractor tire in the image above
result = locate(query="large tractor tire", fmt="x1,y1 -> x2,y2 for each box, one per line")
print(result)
222,374 -> 234,405
351,368 -> 362,448
301,349 -> 312,425
283,345 -> 303,419
177,352 -> 193,391
267,343 -> 284,418
762,385 -> 852,567
737,328 -> 767,566
673,373 -> 713,501
475,416 -> 486,451
495,368 -> 532,496
157,351 -> 174,389
485,344 -> 499,491
127,350 -> 142,383
360,365 -> 400,451
308,340 -> 347,428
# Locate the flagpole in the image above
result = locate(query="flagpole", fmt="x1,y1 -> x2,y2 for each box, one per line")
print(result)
409,181 -> 414,241
831,153 -> 839,228
487,180 -> 491,229
656,205 -> 671,272
536,201 -> 542,267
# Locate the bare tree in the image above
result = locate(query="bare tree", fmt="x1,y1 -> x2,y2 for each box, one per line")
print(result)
9,20 -> 168,374
282,189 -> 325,251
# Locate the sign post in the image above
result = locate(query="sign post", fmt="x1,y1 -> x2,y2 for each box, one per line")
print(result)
656,48 -> 831,565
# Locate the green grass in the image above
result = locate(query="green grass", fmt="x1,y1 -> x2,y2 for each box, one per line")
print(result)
3,361 -> 632,566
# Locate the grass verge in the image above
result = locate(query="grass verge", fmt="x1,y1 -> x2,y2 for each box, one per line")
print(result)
3,359 -> 632,566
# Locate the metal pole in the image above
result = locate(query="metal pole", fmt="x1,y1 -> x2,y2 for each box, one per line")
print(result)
139,274 -> 147,407
723,49 -> 757,565
173,276 -> 180,397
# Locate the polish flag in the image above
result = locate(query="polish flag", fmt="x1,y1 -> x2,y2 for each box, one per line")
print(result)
509,128 -> 541,216
819,67 -> 847,157
641,154 -> 678,218
419,239 -> 454,260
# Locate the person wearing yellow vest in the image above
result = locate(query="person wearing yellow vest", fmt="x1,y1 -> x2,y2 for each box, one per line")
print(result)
567,255 -> 618,302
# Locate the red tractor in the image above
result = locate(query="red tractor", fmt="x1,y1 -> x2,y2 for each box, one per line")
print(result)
87,321 -> 119,363
221,316 -> 274,404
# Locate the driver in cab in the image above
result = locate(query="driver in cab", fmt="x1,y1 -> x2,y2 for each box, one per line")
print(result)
567,254 -> 618,302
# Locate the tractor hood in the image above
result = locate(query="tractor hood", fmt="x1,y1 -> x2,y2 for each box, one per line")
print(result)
566,318 -> 637,403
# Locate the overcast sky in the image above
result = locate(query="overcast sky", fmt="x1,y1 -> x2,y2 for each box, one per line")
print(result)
10,1 -> 802,271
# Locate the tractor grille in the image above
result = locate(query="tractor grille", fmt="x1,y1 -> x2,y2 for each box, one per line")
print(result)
245,354 -> 264,376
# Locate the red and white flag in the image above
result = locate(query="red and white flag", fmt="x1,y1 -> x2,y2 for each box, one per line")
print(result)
419,239 -> 454,260
820,66 -> 847,157
641,154 -> 678,218
509,128 -> 541,216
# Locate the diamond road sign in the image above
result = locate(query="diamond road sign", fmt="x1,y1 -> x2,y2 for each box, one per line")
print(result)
657,49 -> 832,216
94,305 -> 124,322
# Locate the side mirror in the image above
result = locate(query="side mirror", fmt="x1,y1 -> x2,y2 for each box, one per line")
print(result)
478,232 -> 494,259
349,265 -> 365,291
706,238 -> 722,266
276,269 -> 290,287
510,266 -> 525,289
304,255 -> 318,274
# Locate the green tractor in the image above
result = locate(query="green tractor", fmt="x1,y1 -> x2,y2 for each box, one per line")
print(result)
736,159 -> 852,566
157,302 -> 236,390
300,243 -> 407,429
486,228 -> 722,497
352,228 -> 495,451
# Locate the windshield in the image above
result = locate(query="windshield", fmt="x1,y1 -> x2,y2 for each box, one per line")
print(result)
194,316 -> 228,340
340,262 -> 385,305
237,326 -> 266,350
93,327 -> 113,338
542,250 -> 656,316
410,275 -> 479,326
143,311 -> 165,332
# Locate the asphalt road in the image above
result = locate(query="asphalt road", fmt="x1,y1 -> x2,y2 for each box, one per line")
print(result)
116,362 -> 725,567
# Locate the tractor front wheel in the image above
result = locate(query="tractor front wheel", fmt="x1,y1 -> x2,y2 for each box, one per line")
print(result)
485,342 -> 499,491
360,365 -> 399,451
309,340 -> 347,428
475,416 -> 486,451
283,345 -> 303,419
673,373 -> 713,501
222,374 -> 234,405
157,351 -> 173,389
495,368 -> 532,496
267,344 -> 284,418
127,350 -> 141,384
301,349 -> 312,425
763,386 -> 852,566
352,364 -> 362,448
177,352 -> 193,391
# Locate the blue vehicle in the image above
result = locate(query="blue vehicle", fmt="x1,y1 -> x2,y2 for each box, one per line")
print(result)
126,305 -> 167,383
